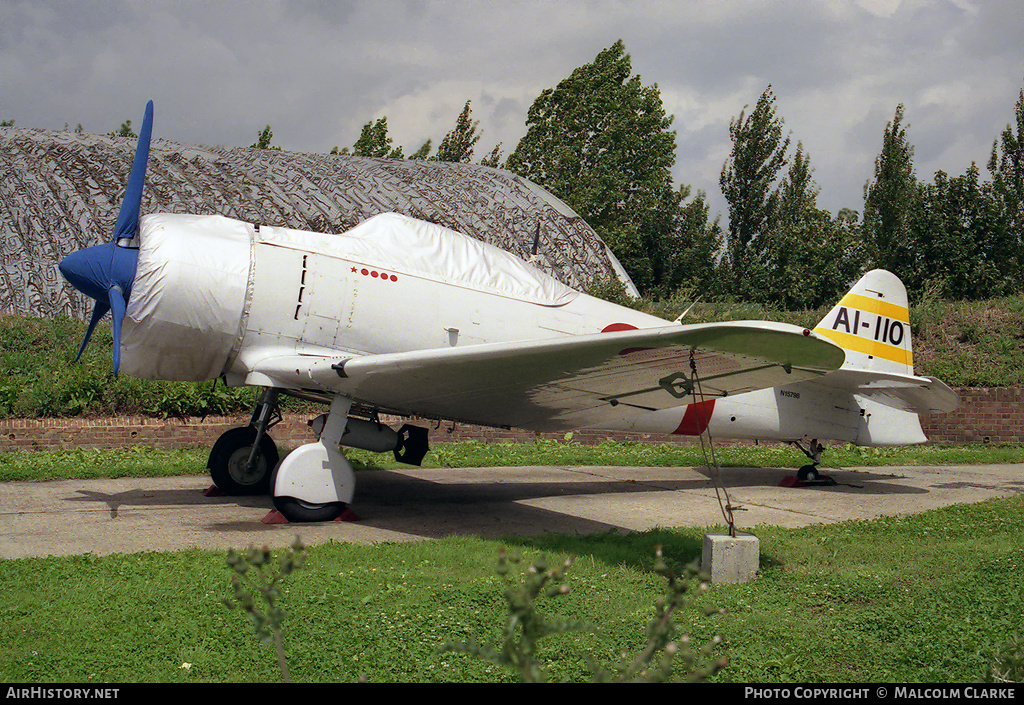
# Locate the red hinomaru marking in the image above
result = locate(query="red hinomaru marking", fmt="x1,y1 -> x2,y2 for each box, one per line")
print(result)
602,322 -> 639,333
672,399 -> 716,435
602,322 -> 655,356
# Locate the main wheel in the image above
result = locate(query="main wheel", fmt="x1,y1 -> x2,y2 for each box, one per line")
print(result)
272,496 -> 346,523
797,464 -> 820,482
207,426 -> 279,496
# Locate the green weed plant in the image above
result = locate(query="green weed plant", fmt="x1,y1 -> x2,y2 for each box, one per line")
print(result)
442,547 -> 727,682
223,538 -> 308,682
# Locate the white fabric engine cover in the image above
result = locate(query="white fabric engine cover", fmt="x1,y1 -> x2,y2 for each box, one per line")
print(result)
121,214 -> 252,381
120,211 -> 577,381
259,213 -> 579,307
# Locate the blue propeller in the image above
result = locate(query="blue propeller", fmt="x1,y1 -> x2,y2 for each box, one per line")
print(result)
59,100 -> 153,375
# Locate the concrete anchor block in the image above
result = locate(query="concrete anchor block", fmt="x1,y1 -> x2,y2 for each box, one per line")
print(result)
702,532 -> 760,584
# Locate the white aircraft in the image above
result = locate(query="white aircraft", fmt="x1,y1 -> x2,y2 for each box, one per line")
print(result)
57,102 -> 956,522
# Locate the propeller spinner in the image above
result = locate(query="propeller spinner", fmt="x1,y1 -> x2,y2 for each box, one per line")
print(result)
59,100 -> 153,375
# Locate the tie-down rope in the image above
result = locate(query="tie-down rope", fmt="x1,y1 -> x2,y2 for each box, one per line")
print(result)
689,350 -> 738,537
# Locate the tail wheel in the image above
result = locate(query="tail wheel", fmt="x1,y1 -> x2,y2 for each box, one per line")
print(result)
208,426 -> 279,495
797,464 -> 820,482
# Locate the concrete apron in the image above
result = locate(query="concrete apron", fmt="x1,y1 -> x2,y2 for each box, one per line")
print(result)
1,463 -> 1022,559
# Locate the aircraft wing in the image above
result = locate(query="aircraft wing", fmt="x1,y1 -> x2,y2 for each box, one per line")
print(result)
248,321 -> 845,432
814,368 -> 960,414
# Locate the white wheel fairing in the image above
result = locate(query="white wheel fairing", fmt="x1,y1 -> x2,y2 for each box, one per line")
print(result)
273,442 -> 356,505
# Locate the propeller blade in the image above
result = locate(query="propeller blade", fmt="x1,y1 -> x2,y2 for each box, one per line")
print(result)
108,286 -> 127,376
113,100 -> 154,243
75,300 -> 112,363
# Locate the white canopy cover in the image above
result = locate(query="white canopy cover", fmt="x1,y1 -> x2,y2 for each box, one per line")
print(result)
258,212 -> 579,307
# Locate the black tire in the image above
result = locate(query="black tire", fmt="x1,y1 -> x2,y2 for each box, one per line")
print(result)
272,495 -> 346,523
797,464 -> 820,482
207,426 -> 279,496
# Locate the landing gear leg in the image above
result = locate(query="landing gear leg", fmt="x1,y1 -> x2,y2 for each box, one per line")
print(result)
208,387 -> 281,495
792,439 -> 825,482
271,395 -> 355,523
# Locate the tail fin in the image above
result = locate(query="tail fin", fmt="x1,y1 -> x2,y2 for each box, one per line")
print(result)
813,269 -> 914,376
812,269 -> 958,415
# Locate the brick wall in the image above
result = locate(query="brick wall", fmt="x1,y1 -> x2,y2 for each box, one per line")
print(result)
919,387 -> 1024,444
0,387 -> 1018,452
0,412 -> 698,453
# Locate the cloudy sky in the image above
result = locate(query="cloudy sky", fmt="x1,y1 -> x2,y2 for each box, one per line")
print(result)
2,0 -> 1022,220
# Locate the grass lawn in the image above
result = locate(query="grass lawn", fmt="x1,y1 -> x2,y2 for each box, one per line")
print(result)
3,438 -> 1024,482
0,499 -> 1020,683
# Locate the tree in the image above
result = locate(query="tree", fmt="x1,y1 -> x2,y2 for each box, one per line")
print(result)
759,143 -> 864,308
432,100 -> 482,163
408,139 -> 432,160
251,125 -> 281,150
862,104 -> 921,279
339,117 -> 404,158
480,143 -> 503,167
109,119 -> 138,139
912,165 -> 1014,299
988,86 -> 1024,278
775,142 -> 816,229
505,40 -> 682,292
657,186 -> 725,299
763,208 -> 865,310
719,85 -> 791,300
989,88 -> 1024,217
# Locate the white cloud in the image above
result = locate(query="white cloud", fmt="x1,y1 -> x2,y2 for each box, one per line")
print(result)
1,0 -> 1022,220
856,0 -> 904,18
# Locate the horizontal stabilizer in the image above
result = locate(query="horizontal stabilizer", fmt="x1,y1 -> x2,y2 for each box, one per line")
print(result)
248,321 -> 845,432
816,369 -> 959,414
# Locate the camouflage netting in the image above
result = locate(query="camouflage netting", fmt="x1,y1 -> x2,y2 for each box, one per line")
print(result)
0,127 -> 636,318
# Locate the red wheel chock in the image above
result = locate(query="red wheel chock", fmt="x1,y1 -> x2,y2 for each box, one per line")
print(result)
259,508 -> 360,524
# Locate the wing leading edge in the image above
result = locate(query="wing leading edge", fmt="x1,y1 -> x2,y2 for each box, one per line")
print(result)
248,321 -> 845,431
